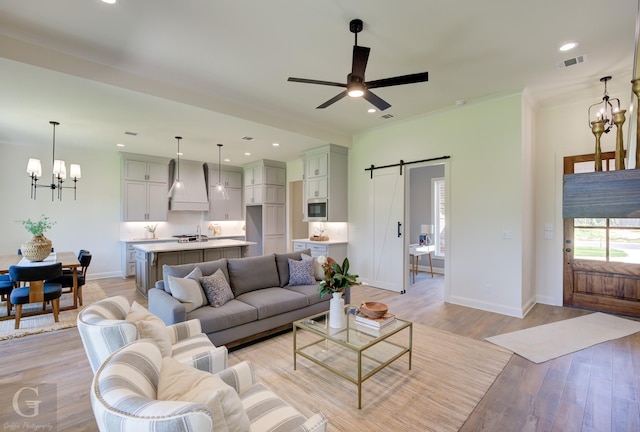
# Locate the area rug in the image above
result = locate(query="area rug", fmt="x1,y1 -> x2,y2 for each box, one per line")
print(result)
0,281 -> 107,340
485,312 -> 640,364
230,323 -> 512,432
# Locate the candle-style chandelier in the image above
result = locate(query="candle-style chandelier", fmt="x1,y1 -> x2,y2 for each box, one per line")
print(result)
27,121 -> 81,200
588,76 -> 621,134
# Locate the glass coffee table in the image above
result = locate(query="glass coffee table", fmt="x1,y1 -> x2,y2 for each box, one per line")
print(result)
293,305 -> 412,408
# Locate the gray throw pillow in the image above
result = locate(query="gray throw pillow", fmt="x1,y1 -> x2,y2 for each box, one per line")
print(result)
200,269 -> 234,308
288,258 -> 316,286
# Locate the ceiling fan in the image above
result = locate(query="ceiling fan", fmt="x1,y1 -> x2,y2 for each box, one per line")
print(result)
287,19 -> 429,111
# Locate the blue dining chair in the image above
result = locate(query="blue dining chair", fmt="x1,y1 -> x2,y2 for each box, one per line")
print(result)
9,263 -> 63,329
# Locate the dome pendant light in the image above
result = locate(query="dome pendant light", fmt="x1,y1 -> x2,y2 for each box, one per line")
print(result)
168,136 -> 186,198
212,144 -> 229,200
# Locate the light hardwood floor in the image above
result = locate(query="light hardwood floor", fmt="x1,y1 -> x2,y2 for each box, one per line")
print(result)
1,274 -> 639,431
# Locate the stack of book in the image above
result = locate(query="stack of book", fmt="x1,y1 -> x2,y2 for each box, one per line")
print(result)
355,311 -> 395,328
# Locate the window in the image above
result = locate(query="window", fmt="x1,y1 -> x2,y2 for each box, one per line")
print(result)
433,178 -> 445,257
574,218 -> 640,263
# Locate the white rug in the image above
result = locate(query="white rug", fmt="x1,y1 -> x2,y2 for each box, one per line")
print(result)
485,312 -> 640,363
0,282 -> 107,340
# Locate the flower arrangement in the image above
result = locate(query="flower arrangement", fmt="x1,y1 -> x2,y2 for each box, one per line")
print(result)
17,214 -> 55,237
144,224 -> 158,235
317,256 -> 359,297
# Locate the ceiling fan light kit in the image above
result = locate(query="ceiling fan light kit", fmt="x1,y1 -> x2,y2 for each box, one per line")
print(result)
288,18 -> 428,111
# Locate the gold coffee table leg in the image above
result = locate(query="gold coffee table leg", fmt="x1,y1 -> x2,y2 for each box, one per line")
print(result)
358,350 -> 362,409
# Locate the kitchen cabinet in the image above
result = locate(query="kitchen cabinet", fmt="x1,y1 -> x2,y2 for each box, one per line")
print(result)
121,238 -> 175,278
121,153 -> 171,222
209,169 -> 242,189
207,166 -> 243,221
293,240 -> 348,263
302,145 -> 348,222
244,160 -> 285,205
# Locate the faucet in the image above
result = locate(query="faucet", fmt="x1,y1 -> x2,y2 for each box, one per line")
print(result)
196,225 -> 201,241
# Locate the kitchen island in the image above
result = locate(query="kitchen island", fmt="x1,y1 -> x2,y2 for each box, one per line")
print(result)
133,239 -> 255,297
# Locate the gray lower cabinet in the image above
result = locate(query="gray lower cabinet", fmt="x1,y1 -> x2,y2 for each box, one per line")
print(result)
134,246 -> 244,297
292,241 -> 348,263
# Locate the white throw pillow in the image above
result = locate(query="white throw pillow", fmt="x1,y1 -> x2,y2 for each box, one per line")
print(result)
302,253 -> 324,281
168,274 -> 206,313
158,356 -> 250,432
125,301 -> 172,357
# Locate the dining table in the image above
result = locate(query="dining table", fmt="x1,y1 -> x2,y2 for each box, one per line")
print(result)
0,251 -> 81,312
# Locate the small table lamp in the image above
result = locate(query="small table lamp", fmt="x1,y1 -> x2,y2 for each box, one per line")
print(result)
420,224 -> 434,246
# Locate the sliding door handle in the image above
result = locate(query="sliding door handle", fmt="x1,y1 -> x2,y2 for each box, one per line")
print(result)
397,222 -> 402,238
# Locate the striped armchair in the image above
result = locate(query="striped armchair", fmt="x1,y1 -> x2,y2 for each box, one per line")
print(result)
91,339 -> 328,432
77,295 -> 227,374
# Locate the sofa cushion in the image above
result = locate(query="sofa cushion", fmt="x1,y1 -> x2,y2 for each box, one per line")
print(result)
227,255 -> 280,296
201,269 -> 234,307
126,301 -> 173,357
282,284 -> 327,307
236,288 -> 308,320
189,300 -> 258,334
288,258 -> 316,286
275,249 -> 310,287
168,273 -> 207,313
302,253 -> 325,281
162,259 -> 229,294
158,356 -> 250,432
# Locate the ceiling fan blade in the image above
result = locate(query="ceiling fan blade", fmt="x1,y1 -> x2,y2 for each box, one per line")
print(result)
363,90 -> 391,111
317,91 -> 348,109
352,46 -> 370,78
366,72 -> 429,89
287,77 -> 346,88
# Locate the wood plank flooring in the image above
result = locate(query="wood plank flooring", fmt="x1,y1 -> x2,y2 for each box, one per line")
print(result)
1,274 -> 639,431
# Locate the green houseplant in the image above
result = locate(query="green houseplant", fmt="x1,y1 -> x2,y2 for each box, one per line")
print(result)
17,215 -> 56,261
316,256 -> 359,298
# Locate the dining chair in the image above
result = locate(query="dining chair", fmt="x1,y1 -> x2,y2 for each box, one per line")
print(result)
47,252 -> 91,306
0,275 -> 14,316
9,263 -> 63,329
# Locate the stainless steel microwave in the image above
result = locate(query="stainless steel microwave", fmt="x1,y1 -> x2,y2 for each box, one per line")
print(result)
307,198 -> 328,221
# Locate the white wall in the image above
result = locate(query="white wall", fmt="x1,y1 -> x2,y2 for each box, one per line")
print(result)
349,93 -> 527,317
0,142 -> 122,278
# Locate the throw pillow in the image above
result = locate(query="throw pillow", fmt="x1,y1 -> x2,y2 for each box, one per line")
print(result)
200,269 -> 234,308
158,356 -> 250,432
168,274 -> 206,313
288,258 -> 316,286
125,301 -> 172,357
302,253 -> 324,281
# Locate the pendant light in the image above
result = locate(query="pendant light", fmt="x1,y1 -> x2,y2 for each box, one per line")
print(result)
212,143 -> 229,200
27,121 -> 81,200
168,136 -> 186,198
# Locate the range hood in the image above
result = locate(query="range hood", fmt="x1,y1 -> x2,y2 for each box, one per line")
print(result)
168,159 -> 209,211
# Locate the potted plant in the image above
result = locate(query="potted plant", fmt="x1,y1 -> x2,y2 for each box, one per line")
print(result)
17,215 -> 56,261
317,256 -> 359,328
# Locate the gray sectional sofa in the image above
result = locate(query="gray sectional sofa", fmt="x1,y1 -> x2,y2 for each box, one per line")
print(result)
148,249 -> 350,347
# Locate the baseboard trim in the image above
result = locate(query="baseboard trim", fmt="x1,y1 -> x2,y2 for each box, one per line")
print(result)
447,295 -> 525,318
87,271 -> 122,280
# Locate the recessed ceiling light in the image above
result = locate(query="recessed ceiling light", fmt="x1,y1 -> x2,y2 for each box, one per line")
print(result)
368,108 -> 376,113
244,152 -> 251,156
102,0 -> 117,4
177,152 -> 183,156
272,142 -> 280,147
559,41 -> 579,52
116,143 -> 125,147
224,158 -> 231,162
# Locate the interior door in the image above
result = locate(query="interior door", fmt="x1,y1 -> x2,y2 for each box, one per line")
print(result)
370,168 -> 405,292
563,151 -> 640,316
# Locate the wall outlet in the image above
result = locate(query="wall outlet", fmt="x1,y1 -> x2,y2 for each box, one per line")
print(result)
544,232 -> 553,240
544,223 -> 553,231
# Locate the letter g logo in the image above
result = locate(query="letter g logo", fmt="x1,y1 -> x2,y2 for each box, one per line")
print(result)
12,386 -> 41,417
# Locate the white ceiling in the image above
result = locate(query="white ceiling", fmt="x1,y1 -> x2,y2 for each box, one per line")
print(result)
0,0 -> 638,165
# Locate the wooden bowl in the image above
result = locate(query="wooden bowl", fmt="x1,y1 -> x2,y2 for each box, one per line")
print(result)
359,302 -> 388,319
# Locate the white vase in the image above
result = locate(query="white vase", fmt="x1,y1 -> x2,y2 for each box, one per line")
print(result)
329,292 -> 345,328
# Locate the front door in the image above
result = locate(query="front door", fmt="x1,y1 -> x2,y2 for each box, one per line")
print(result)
563,151 -> 640,316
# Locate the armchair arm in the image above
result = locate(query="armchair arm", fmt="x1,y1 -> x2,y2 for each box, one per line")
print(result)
216,360 -> 255,394
148,287 -> 186,325
300,413 -> 328,432
167,319 -> 203,343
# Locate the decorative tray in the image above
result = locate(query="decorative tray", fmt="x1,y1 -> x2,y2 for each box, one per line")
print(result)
309,236 -> 330,241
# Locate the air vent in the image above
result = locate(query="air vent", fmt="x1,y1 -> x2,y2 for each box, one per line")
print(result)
124,131 -> 138,136
380,113 -> 395,119
555,54 -> 587,70
241,136 -> 254,141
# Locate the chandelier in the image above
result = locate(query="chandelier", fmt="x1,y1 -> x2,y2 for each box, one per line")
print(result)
27,121 -> 81,200
588,76 -> 621,134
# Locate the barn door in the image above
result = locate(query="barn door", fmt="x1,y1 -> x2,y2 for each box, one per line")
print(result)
370,168 -> 406,292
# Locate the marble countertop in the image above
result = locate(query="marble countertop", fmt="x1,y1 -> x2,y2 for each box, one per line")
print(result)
121,234 -> 246,243
292,238 -> 348,245
133,239 -> 255,253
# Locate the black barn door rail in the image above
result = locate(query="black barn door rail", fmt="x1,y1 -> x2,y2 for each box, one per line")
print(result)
364,155 -> 451,179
